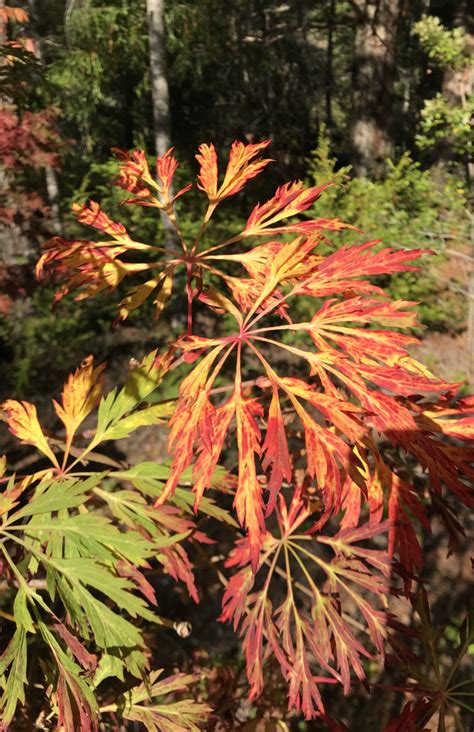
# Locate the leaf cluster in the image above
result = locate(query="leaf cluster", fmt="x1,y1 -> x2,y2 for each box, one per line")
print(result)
413,15 -> 470,71
0,351 -> 221,729
1,139 -> 473,729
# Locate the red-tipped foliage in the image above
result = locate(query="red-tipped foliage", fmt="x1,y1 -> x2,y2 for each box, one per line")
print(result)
32,139 -> 474,722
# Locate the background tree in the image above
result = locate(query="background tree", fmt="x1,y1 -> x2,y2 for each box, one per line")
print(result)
146,0 -> 178,242
348,0 -> 401,175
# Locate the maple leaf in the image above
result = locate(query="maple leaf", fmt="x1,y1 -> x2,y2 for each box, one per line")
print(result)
415,394 -> 474,441
72,200 -> 131,239
196,139 -> 272,220
36,150 -> 192,322
387,591 -> 474,731
298,240 -> 431,298
112,147 -> 192,207
35,138 -> 473,587
233,390 -> 266,568
6,138 -> 474,725
0,7 -> 30,24
220,494 -> 392,719
53,355 -> 105,450
112,147 -> 155,197
382,700 -> 431,732
104,669 -> 211,730
153,227 -> 471,563
35,141 -> 348,330
1,399 -> 59,468
243,180 -> 336,237
261,385 -> 292,513
195,143 -> 218,201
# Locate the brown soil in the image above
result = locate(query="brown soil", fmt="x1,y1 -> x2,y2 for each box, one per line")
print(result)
410,330 -> 472,389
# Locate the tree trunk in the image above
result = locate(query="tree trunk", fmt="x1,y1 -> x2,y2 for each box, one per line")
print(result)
44,165 -> 61,234
146,0 -> 177,245
349,0 -> 400,176
0,0 -> 33,264
325,0 -> 336,130
146,0 -> 172,159
26,0 -> 63,235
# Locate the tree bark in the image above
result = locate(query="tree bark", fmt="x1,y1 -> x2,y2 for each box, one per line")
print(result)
349,0 -> 400,176
0,0 -> 34,264
44,165 -> 61,234
146,0 -> 177,245
325,0 -> 336,130
146,0 -> 172,159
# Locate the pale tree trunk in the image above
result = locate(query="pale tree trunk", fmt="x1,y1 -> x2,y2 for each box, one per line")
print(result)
146,0 -> 177,245
44,166 -> 61,234
146,0 -> 171,159
0,0 -> 32,264
325,0 -> 336,130
349,0 -> 400,176
27,0 -> 62,235
34,27 -> 62,235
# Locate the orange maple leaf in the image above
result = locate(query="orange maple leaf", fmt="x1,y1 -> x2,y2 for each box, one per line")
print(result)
1,399 -> 58,468
53,355 -> 105,449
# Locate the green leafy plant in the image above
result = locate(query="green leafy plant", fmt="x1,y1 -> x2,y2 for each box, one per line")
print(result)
0,351 -> 221,729
304,129 -> 469,331
413,15 -> 473,163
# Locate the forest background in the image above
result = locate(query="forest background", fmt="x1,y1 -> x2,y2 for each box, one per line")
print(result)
0,0 -> 473,729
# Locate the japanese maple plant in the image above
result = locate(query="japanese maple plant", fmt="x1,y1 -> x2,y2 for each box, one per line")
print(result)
1,141 -> 472,730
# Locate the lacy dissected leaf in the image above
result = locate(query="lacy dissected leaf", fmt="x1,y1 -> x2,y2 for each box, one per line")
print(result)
298,240 -> 432,298
38,620 -> 98,732
197,140 -> 271,209
0,628 -> 28,730
155,238 -> 472,560
221,495 -> 392,719
112,147 -> 156,197
96,478 -> 206,602
261,385 -> 292,511
25,140 -> 474,723
5,473 -> 103,522
96,348 -> 174,441
0,469 -> 31,517
35,204 -> 169,321
108,669 -> 211,731
414,394 -> 474,441
1,398 -> 58,466
243,180 -> 337,237
1,351 -> 174,485
100,402 -> 174,441
1,476 -> 158,620
113,147 -> 191,206
338,441 -> 430,579
0,354 -> 207,723
53,355 -> 105,446
233,391 -> 266,568
387,591 -> 474,731
36,141 -> 347,328
1,543 -> 155,701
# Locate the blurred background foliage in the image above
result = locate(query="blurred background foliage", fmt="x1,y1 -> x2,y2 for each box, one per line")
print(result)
0,0 -> 472,400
